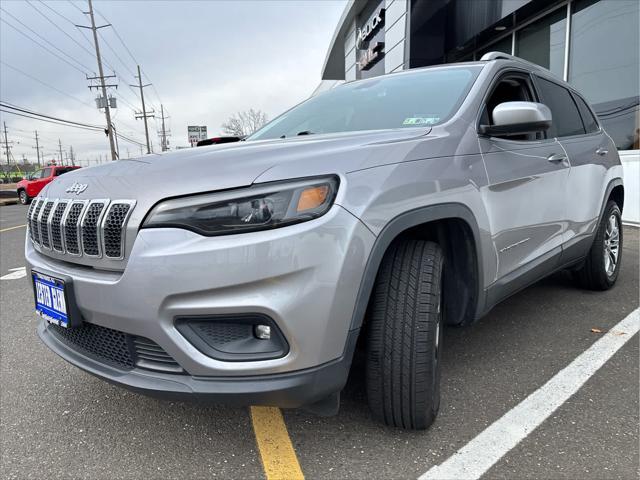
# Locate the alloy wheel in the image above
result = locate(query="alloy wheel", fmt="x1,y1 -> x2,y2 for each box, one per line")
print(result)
603,213 -> 620,277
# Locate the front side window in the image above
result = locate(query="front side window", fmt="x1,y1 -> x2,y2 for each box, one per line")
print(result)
248,66 -> 482,141
481,74 -> 539,141
535,77 -> 585,138
42,168 -> 53,178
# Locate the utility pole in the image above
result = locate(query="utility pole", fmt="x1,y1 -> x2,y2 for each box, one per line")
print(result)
34,131 -> 41,167
2,122 -> 11,166
58,139 -> 64,166
79,0 -> 118,160
131,65 -> 154,154
159,104 -> 170,152
69,145 -> 75,165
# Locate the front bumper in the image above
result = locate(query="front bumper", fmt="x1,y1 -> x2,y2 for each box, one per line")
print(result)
26,205 -> 375,398
38,320 -> 359,407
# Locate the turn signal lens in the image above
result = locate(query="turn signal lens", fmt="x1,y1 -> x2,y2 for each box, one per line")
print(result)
297,185 -> 329,212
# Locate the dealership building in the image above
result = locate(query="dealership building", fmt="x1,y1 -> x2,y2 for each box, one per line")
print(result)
319,0 -> 639,222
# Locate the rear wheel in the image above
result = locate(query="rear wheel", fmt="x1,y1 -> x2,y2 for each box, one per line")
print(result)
365,239 -> 444,430
18,190 -> 30,205
575,200 -> 622,290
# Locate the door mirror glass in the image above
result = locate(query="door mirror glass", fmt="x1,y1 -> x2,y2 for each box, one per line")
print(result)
479,101 -> 552,137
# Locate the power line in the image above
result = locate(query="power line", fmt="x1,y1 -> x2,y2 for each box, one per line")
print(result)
98,31 -> 137,78
0,8 -> 93,74
0,103 -> 104,130
26,0 -> 96,63
67,0 -> 85,15
0,61 -> 96,111
0,109 -> 100,132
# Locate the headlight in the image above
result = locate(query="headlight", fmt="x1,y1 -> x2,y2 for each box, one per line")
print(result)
142,176 -> 339,236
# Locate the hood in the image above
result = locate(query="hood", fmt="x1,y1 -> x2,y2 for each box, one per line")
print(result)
41,128 -> 431,215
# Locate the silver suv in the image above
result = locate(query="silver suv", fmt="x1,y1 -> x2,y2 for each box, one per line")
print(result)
26,53 -> 624,430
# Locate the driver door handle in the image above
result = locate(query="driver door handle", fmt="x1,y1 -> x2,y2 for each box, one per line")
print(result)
596,147 -> 609,156
547,153 -> 567,163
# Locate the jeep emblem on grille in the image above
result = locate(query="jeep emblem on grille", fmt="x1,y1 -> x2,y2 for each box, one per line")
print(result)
65,183 -> 88,195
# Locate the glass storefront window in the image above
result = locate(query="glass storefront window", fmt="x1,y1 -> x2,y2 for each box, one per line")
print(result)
568,0 -> 640,150
515,8 -> 566,78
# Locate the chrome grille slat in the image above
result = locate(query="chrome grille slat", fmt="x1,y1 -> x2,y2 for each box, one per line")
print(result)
101,201 -> 135,259
38,200 -> 55,249
50,200 -> 70,253
62,201 -> 88,256
80,200 -> 108,257
27,199 -> 39,243
30,199 -> 45,245
28,197 -> 135,262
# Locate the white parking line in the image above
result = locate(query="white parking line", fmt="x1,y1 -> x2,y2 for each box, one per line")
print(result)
420,307 -> 640,480
1,266 -> 26,280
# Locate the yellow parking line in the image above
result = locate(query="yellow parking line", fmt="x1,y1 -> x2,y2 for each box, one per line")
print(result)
250,406 -> 304,480
0,224 -> 26,233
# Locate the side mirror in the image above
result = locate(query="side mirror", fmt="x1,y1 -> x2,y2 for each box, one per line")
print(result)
479,101 -> 552,137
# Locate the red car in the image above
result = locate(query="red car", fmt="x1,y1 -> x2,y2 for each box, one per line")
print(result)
17,165 -> 81,205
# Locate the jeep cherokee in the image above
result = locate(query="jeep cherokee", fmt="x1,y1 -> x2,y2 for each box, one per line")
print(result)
26,53 -> 624,430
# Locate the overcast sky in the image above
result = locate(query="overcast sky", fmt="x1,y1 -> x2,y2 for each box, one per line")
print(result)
0,0 -> 346,166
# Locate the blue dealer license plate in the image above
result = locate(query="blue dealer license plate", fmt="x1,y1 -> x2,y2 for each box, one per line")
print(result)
32,272 -> 70,327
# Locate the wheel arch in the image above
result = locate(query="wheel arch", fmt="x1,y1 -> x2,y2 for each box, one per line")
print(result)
609,183 -> 624,212
348,203 -> 484,331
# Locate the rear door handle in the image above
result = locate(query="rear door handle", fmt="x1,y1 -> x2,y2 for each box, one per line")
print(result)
596,147 -> 609,156
547,153 -> 567,163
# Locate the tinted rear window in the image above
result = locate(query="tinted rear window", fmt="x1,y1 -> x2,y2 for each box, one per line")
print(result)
535,76 -> 585,137
573,94 -> 600,134
249,66 -> 482,140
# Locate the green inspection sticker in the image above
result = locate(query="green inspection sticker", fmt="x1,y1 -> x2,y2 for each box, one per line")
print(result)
403,115 -> 441,126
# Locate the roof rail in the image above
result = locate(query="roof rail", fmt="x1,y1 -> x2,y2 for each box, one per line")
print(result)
480,52 -> 551,72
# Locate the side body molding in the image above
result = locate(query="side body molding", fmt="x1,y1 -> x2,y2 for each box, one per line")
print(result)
348,203 -> 485,331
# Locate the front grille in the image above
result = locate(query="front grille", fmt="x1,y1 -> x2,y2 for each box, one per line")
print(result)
133,337 -> 184,373
48,322 -> 183,373
28,198 -> 135,260
81,201 -> 107,256
103,203 -> 131,258
51,201 -> 69,252
63,202 -> 85,255
38,200 -> 55,248
29,199 -> 44,243
49,322 -> 134,369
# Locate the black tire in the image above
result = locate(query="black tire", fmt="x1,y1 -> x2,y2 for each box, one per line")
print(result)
18,190 -> 30,205
365,239 -> 444,430
575,200 -> 622,290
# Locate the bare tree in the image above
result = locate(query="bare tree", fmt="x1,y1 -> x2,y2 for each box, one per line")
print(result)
221,108 -> 268,137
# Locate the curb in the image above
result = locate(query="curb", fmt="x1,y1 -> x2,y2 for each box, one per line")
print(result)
0,199 -> 20,207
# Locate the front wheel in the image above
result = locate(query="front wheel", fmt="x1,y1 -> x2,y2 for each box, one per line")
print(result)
18,190 -> 30,205
575,200 -> 623,290
365,239 -> 444,430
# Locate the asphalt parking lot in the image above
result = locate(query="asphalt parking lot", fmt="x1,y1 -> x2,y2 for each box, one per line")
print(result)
1,202 -> 638,480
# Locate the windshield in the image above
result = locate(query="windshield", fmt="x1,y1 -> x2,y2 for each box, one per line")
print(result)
249,65 -> 482,141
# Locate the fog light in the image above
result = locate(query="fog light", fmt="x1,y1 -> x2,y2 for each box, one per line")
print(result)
254,325 -> 271,340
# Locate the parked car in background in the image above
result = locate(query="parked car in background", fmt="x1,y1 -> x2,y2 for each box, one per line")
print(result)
17,165 -> 80,204
196,136 -> 242,146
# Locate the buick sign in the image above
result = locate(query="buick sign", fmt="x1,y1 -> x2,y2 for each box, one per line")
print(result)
356,7 -> 385,50
65,183 -> 88,195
